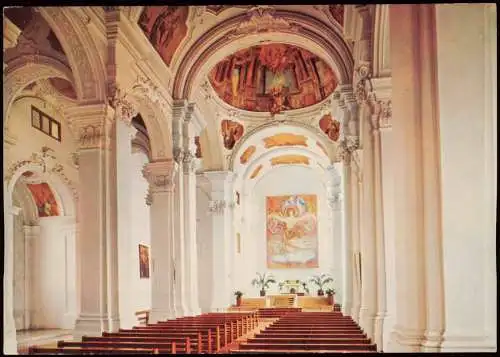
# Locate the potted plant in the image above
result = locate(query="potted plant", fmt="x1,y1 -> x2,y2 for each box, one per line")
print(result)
325,288 -> 335,305
300,281 -> 310,296
309,273 -> 333,296
234,291 -> 243,306
251,272 -> 276,296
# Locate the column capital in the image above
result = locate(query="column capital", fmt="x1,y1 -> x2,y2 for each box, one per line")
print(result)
204,171 -> 235,192
23,225 -> 40,237
182,151 -> 197,173
208,199 -> 227,215
143,159 -> 178,193
65,103 -> 114,150
185,103 -> 207,136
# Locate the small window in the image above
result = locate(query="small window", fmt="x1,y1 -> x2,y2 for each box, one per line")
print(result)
31,106 -> 61,142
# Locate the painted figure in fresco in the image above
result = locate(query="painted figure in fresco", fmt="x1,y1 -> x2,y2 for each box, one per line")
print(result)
27,182 -> 59,217
139,245 -> 150,279
319,114 -> 341,142
268,196 -> 316,250
221,120 -> 244,150
150,7 -> 180,49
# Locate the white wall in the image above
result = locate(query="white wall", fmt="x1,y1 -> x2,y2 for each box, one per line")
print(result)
13,212 -> 26,330
196,183 -> 213,312
239,165 -> 336,296
31,216 -> 76,329
436,3 -> 497,351
118,149 -> 152,328
129,152 -> 152,313
5,97 -> 78,185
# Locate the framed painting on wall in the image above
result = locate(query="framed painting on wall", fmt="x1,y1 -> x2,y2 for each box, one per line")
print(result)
139,244 -> 150,279
266,194 -> 318,268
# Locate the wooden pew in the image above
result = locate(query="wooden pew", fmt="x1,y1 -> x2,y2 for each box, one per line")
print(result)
28,346 -> 160,355
86,334 -> 203,354
58,339 -> 187,354
135,309 -> 151,325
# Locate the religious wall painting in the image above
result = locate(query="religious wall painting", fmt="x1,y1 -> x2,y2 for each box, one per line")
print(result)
270,154 -> 310,166
138,6 -> 189,66
316,141 -> 329,157
319,113 -> 341,142
263,133 -> 308,149
250,164 -> 263,179
221,119 -> 244,150
194,136 -> 202,158
208,44 -> 337,113
240,145 -> 256,164
26,182 -> 59,217
266,194 -> 318,269
139,244 -> 150,279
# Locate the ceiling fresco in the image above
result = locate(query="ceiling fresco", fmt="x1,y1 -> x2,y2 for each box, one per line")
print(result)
208,44 -> 338,114
221,119 -> 244,150
263,133 -> 308,149
138,6 -> 189,67
319,113 -> 341,142
270,154 -> 310,166
240,145 -> 257,164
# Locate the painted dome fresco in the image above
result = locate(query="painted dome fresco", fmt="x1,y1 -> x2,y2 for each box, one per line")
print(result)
208,44 -> 338,114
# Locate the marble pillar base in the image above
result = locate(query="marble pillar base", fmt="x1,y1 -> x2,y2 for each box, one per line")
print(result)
373,312 -> 387,351
73,314 -> 107,339
3,327 -> 18,355
359,307 -> 375,340
386,325 -> 424,352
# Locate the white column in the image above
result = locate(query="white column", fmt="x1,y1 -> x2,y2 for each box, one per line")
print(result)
4,204 -> 21,354
350,169 -> 362,323
23,225 -> 39,330
340,154 -> 353,316
380,123 -> 397,352
326,164 -> 343,306
61,223 -> 78,329
69,104 -> 121,337
204,171 -> 234,311
387,4 -> 431,351
182,105 -> 205,316
358,107 -> 377,341
143,159 -> 178,322
371,109 -> 388,351
117,120 -> 138,328
172,102 -> 188,317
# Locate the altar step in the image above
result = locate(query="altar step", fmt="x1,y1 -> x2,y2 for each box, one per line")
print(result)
257,308 -> 302,318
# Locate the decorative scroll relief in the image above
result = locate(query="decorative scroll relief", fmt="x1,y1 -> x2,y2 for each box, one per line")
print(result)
142,160 -> 178,193
4,152 -> 79,202
208,199 -> 226,215
78,124 -> 108,150
227,6 -> 302,39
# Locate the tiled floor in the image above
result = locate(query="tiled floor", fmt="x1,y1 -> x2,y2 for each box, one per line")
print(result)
17,329 -> 74,354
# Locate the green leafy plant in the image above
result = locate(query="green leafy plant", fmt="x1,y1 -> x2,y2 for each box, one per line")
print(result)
251,272 -> 276,296
309,273 -> 334,295
234,291 -> 243,298
325,288 -> 335,296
